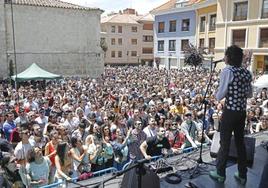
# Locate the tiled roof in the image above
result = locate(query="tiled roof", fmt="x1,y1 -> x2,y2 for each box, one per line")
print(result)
150,0 -> 177,14
101,14 -> 140,24
138,13 -> 154,22
6,0 -> 101,11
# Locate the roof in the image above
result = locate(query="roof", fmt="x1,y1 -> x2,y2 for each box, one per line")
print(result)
150,0 -> 177,14
6,0 -> 101,11
138,13 -> 154,22
12,63 -> 62,81
101,14 -> 140,24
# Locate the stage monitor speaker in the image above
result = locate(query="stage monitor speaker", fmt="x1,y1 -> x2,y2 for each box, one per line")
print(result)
210,132 -> 256,166
121,163 -> 160,188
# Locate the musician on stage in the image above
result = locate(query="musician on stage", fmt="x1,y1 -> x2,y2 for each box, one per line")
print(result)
209,45 -> 252,185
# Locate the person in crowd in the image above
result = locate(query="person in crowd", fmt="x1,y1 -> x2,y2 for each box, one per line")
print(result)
69,137 -> 89,177
140,127 -> 179,160
2,112 -> 16,141
44,130 -> 59,184
55,142 -> 73,183
25,147 -> 51,187
255,115 -> 268,132
128,120 -> 147,161
29,124 -> 47,150
15,108 -> 29,126
165,120 -> 185,151
143,117 -> 157,138
180,111 -> 200,148
35,109 -> 48,131
72,122 -> 89,142
24,96 -> 39,112
111,128 -> 132,170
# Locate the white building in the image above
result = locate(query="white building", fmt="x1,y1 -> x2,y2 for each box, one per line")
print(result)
0,0 -> 104,78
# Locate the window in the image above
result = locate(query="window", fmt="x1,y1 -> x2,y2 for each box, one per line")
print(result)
143,35 -> 153,42
260,28 -> 268,47
132,26 -> 138,32
262,0 -> 268,18
158,22 -> 165,33
158,40 -> 164,51
142,48 -> 153,54
209,38 -> 215,54
118,26 -> 122,33
181,19 -> 190,31
131,39 -> 137,45
209,14 -> 216,31
169,40 -> 176,51
111,51 -> 115,58
181,39 -> 189,51
200,16 -> 206,32
118,38 -> 122,45
111,38 -> 115,45
118,51 -> 122,58
131,51 -> 137,56
233,1 -> 248,21
232,29 -> 246,48
199,38 -> 205,48
111,26 -> 116,33
169,20 -> 177,32
143,24 -> 153,30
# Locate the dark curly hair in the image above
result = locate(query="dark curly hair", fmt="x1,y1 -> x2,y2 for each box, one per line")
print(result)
225,45 -> 243,67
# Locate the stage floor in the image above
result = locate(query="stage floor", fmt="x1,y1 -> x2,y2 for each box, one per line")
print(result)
68,131 -> 268,188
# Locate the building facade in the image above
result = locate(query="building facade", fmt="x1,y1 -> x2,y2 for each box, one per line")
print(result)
153,1 -> 196,69
0,0 -> 104,78
215,0 -> 268,73
101,9 -> 154,65
196,1 -> 217,54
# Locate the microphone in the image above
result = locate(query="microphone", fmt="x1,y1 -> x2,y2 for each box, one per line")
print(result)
212,59 -> 224,64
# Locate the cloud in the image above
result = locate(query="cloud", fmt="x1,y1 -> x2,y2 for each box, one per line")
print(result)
62,0 -> 167,14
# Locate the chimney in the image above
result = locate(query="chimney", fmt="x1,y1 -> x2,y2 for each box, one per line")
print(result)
123,8 -> 136,15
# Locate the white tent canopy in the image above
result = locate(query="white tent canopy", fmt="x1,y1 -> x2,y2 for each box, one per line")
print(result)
254,74 -> 268,89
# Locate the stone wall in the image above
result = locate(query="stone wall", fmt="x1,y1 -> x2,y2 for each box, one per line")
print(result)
2,3 -> 104,78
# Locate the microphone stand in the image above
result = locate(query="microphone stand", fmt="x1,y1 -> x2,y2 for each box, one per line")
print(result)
93,159 -> 148,188
189,58 -> 216,179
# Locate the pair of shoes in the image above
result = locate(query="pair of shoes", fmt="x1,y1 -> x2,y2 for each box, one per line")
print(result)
209,170 -> 225,183
234,172 -> 247,185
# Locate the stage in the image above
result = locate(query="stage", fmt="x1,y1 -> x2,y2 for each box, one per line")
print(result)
67,131 -> 268,188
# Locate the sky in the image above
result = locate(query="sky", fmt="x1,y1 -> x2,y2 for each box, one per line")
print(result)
62,0 -> 168,15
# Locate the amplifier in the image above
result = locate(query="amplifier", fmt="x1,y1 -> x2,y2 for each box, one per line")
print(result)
210,132 -> 256,166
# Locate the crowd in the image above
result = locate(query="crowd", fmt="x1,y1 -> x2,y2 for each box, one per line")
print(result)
0,66 -> 267,188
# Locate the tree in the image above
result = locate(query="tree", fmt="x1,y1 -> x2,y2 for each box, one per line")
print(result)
184,43 -> 206,70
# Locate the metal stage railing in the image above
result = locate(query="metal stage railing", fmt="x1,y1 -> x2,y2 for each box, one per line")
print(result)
40,144 -> 207,188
